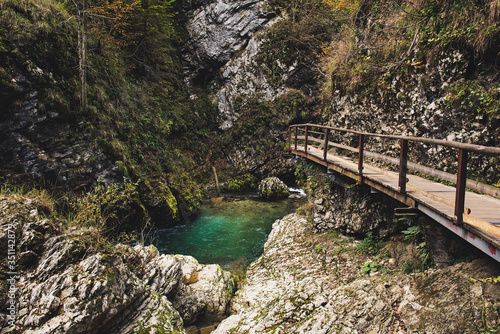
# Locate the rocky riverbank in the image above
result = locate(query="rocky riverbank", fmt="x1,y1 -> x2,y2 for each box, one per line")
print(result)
215,213 -> 500,333
0,193 -> 235,333
2,191 -> 500,333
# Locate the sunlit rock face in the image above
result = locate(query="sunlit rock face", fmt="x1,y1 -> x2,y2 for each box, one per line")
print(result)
183,0 -> 313,130
183,0 -> 275,87
0,194 -> 236,333
213,213 -> 500,334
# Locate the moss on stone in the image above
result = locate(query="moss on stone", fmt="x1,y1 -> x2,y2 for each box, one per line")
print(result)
258,177 -> 290,200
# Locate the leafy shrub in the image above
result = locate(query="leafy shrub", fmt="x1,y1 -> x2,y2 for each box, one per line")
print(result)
70,179 -> 146,238
356,231 -> 382,255
447,81 -> 500,119
222,174 -> 259,193
257,0 -> 340,87
361,262 -> 379,274
401,225 -> 433,273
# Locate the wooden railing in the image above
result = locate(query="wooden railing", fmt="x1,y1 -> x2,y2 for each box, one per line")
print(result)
289,124 -> 500,225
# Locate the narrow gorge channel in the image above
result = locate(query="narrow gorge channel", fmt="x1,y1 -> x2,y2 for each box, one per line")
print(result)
2,0 -> 500,332
154,192 -> 306,276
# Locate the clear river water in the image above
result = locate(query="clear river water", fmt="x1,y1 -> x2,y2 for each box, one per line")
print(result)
154,192 -> 305,275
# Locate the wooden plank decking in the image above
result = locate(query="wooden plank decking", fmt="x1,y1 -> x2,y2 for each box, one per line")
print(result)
292,144 -> 500,257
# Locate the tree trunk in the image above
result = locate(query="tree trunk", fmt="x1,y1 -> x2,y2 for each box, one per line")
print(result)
79,0 -> 88,112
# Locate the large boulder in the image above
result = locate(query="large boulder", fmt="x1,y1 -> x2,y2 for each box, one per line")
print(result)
171,256 -> 236,324
258,177 -> 290,200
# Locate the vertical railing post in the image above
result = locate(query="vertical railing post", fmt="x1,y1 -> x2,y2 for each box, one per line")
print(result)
288,126 -> 292,153
304,125 -> 309,155
323,128 -> 330,162
455,149 -> 468,225
399,139 -> 408,194
358,134 -> 364,175
294,126 -> 298,151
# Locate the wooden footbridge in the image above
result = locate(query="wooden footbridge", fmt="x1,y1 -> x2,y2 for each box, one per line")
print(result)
288,124 -> 500,262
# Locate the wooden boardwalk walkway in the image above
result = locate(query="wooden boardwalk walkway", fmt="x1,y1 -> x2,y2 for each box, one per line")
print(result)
289,124 -> 500,262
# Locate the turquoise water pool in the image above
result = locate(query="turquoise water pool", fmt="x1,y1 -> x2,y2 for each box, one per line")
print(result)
154,195 -> 303,274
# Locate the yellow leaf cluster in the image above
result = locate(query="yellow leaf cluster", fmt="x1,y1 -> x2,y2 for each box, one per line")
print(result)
322,0 -> 358,15
92,0 -> 140,36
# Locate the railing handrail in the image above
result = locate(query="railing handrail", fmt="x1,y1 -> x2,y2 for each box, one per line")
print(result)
289,123 -> 500,156
288,123 -> 500,226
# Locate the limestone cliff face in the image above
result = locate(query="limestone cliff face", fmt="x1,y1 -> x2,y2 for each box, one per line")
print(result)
324,49 -> 499,183
183,0 -> 275,84
183,0 -> 279,129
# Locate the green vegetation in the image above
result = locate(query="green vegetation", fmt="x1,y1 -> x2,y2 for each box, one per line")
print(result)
221,173 -> 259,193
356,231 -> 382,256
294,163 -> 334,194
0,0 -> 77,111
320,0 -> 500,121
400,225 -> 433,273
69,179 -> 146,239
0,0 -> 221,230
447,81 -> 500,119
256,0 -> 340,87
361,261 -> 379,274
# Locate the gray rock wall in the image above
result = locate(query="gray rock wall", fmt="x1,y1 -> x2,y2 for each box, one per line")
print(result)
0,194 -> 236,333
324,49 -> 499,182
183,0 -> 275,86
311,184 -> 399,237
214,213 -> 500,333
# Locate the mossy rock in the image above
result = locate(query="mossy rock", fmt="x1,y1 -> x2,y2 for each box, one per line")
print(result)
258,177 -> 290,200
221,173 -> 259,193
139,180 -> 179,227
